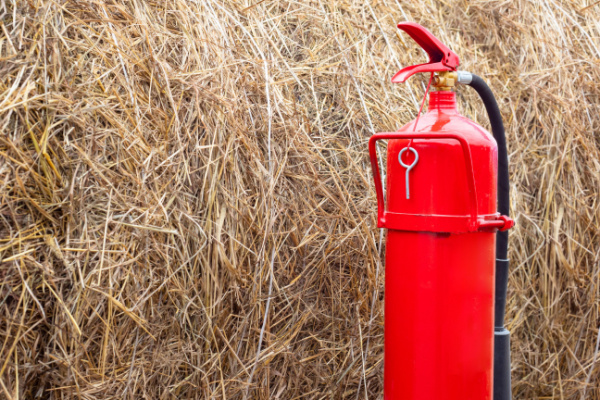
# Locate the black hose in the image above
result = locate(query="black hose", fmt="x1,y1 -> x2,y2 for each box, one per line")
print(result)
466,74 -> 511,400
467,74 -> 510,237
467,74 -> 510,324
467,74 -> 510,321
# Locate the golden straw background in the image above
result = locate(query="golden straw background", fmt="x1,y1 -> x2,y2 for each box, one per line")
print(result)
1,0 -> 599,398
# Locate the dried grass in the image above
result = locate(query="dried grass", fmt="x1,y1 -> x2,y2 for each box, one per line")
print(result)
0,0 -> 599,398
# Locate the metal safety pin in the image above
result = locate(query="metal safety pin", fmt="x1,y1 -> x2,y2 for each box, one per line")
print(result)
398,147 -> 419,199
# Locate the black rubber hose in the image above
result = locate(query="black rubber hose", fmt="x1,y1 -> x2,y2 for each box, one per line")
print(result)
467,74 -> 510,321
466,74 -> 511,400
467,74 -> 510,243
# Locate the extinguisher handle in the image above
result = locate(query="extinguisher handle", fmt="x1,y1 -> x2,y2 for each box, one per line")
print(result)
392,22 -> 460,83
368,132 -> 479,231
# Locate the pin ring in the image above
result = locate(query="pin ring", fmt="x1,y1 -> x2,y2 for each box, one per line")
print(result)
398,147 -> 419,169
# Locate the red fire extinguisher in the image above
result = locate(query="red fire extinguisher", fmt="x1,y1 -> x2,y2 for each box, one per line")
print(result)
369,23 -> 514,399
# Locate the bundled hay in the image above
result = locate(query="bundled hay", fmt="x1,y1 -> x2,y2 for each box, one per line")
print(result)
0,0 -> 599,398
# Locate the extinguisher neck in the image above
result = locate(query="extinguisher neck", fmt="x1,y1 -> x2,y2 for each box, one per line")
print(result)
428,91 -> 458,113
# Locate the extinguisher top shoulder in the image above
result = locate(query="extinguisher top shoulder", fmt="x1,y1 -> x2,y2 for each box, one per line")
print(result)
398,113 -> 496,148
398,92 -> 496,148
392,22 -> 460,83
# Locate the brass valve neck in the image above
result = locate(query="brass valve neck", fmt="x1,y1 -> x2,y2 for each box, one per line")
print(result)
433,71 -> 458,91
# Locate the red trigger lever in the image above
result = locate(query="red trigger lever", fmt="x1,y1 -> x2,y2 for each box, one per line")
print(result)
392,22 -> 460,83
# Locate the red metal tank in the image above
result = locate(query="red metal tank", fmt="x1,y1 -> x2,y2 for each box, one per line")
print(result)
368,22 -> 513,400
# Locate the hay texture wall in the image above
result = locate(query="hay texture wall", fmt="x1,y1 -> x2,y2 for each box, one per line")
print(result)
1,0 -> 599,398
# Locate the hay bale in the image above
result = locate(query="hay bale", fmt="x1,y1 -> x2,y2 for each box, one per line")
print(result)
0,0 -> 598,398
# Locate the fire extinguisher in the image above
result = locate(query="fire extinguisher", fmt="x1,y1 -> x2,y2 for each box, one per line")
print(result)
369,22 -> 514,399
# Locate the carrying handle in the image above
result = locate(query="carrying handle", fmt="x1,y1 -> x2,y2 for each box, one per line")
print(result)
368,132 -> 479,231
392,22 -> 460,83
